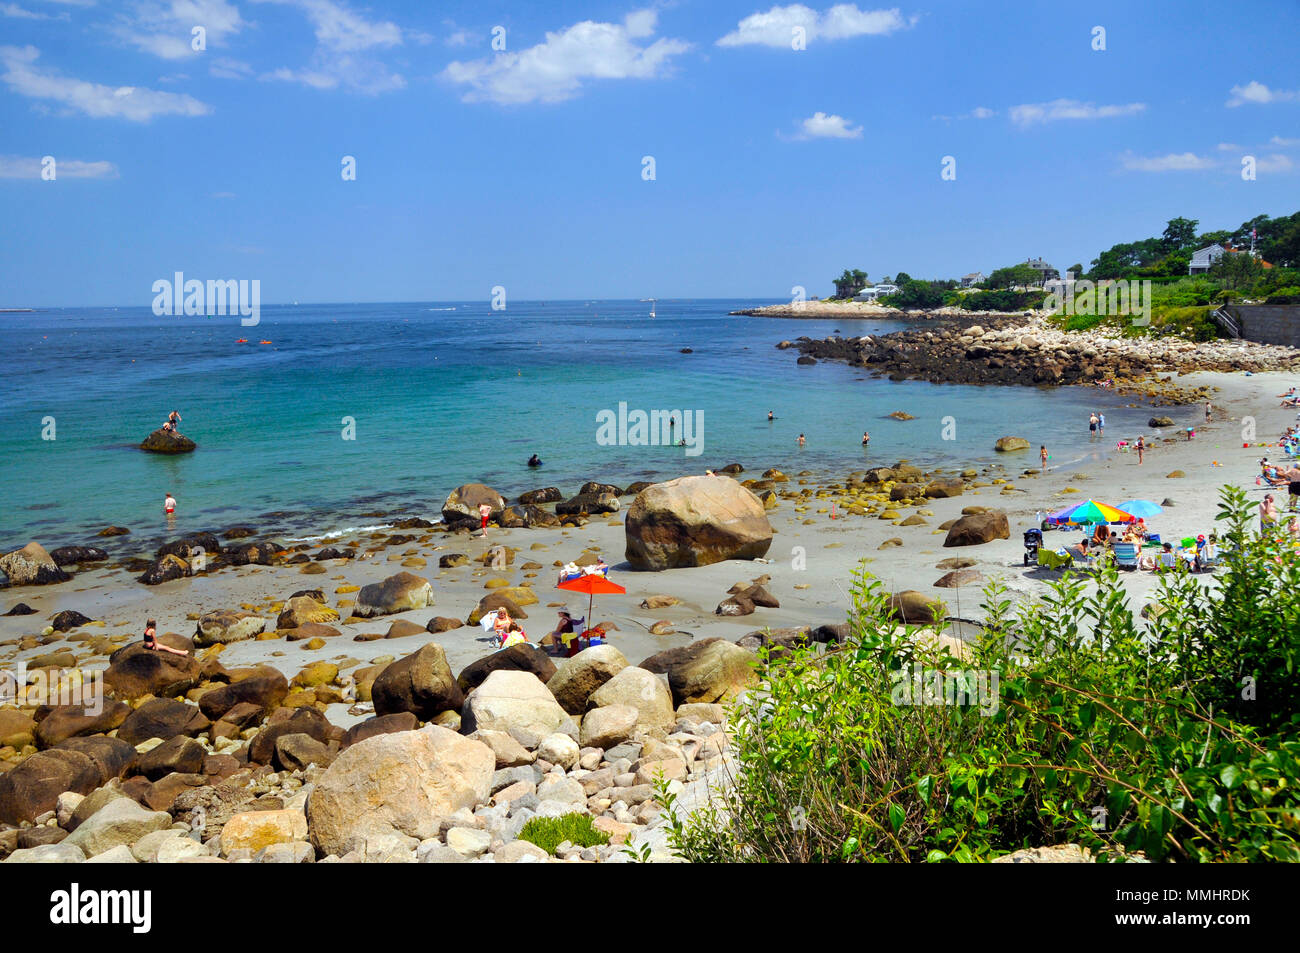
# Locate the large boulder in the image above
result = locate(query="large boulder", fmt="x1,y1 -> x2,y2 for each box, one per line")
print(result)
33,701 -> 131,748
64,798 -> 172,857
354,572 -> 434,618
248,708 -> 332,766
546,645 -> 629,714
136,735 -> 206,780
517,487 -> 562,505
116,698 -> 210,745
0,748 -> 100,824
371,643 -> 465,720
579,705 -> 639,749
138,554 -> 190,585
556,492 -> 620,516
624,476 -> 773,570
0,542 -> 70,586
307,725 -> 494,857
276,596 -> 339,629
586,667 -> 674,731
342,712 -> 418,749
197,667 -> 289,721
441,483 -> 505,530
195,609 -> 267,646
886,590 -> 946,625
640,638 -> 757,706
456,644 -> 556,694
994,436 -> 1030,452
48,546 -> 108,567
104,636 -> 201,699
139,428 -> 196,453
943,510 -> 1010,547
224,541 -> 282,566
55,737 -> 137,783
500,505 -> 560,529
460,670 -> 570,741
466,592 -> 527,626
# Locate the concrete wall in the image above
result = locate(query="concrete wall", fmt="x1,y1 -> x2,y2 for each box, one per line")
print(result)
1227,305 -> 1300,348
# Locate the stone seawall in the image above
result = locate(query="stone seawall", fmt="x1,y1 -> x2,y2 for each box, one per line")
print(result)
1228,305 -> 1300,348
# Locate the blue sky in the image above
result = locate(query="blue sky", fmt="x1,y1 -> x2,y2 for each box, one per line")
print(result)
1,0 -> 1298,306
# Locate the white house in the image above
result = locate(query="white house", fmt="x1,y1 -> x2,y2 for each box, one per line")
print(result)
960,272 -> 985,288
856,283 -> 901,300
1188,244 -> 1227,275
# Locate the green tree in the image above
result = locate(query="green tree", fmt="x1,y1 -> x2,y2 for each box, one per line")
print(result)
986,263 -> 1040,289
893,271 -> 911,284
1067,263 -> 1083,277
833,268 -> 868,298
1161,217 -> 1199,253
1209,250 -> 1263,290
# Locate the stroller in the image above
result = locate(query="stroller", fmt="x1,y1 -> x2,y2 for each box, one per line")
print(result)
1023,527 -> 1043,566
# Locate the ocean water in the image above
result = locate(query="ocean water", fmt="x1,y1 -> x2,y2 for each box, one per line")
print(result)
0,300 -> 1148,550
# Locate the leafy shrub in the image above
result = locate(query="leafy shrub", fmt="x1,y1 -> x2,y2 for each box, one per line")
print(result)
667,486 -> 1300,863
961,289 -> 1046,312
518,813 -> 609,854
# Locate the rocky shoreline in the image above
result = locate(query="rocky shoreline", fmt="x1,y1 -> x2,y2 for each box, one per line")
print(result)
780,313 -> 1300,403
732,300 -> 1010,320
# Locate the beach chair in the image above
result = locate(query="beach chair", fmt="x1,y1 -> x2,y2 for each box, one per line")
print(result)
1112,541 -> 1139,570
1037,549 -> 1073,571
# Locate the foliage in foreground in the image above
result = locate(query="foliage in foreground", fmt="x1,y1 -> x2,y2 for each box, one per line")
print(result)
518,813 -> 608,854
668,486 -> 1300,862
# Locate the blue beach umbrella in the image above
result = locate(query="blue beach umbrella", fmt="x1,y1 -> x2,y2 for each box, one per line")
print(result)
1117,499 -> 1163,519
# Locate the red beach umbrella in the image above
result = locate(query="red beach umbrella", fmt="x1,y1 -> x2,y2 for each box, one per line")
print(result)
556,573 -> 626,625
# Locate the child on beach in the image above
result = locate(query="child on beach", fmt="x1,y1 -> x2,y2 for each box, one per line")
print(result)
143,619 -> 189,657
1260,494 -> 1279,533
478,502 -> 492,537
1040,445 -> 1048,472
1136,436 -> 1145,465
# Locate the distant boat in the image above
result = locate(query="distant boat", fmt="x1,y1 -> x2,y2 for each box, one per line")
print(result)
236,338 -> 248,343
648,298 -> 657,318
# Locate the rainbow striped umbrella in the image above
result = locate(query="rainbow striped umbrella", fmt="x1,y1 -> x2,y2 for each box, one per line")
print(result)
1046,499 -> 1136,526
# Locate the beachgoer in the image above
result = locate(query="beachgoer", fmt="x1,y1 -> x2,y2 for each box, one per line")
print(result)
862,431 -> 870,446
543,610 -> 577,654
797,433 -> 806,448
164,493 -> 176,515
168,410 -> 182,431
1040,445 -> 1048,472
1098,412 -> 1105,435
1089,413 -> 1098,436
478,502 -> 493,537
1281,464 -> 1300,510
500,622 -> 529,649
527,454 -> 542,467
1204,401 -> 1212,423
161,421 -> 173,433
1156,542 -> 1177,572
1260,494 -> 1279,533
767,411 -> 774,421
143,619 -> 188,657
1136,436 -> 1145,465
490,608 -> 512,643
705,469 -> 716,476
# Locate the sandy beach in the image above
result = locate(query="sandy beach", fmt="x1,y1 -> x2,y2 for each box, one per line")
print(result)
4,369 -> 1296,735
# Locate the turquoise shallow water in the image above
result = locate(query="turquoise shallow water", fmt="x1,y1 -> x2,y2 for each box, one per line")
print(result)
0,299 -> 1143,551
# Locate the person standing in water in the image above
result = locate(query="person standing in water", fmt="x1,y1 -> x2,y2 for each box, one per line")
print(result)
768,411 -> 774,421
1040,445 -> 1048,472
1205,400 -> 1212,423
164,492 -> 176,515
1088,412 -> 1099,437
861,431 -> 870,446
797,433 -> 806,448
1097,412 -> 1105,436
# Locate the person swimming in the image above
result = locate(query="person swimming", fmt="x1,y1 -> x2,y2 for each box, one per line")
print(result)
527,454 -> 542,467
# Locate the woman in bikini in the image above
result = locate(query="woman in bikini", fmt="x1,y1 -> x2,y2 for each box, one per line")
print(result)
143,619 -> 189,657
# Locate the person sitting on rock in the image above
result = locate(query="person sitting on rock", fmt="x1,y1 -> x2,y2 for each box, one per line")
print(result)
143,619 -> 189,657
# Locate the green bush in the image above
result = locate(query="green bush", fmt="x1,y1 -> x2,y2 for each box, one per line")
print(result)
961,289 -> 1046,312
518,813 -> 609,854
666,486 -> 1300,863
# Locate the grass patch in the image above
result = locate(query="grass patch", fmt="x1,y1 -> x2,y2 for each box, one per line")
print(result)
518,813 -> 608,854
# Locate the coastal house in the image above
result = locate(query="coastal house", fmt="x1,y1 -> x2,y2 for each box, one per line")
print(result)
1188,243 -> 1273,275
960,272 -> 986,288
1023,257 -> 1059,287
856,283 -> 901,301
1042,270 -> 1078,299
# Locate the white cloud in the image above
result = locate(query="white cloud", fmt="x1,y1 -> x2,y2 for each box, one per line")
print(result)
1255,154 -> 1295,173
114,1 -> 245,60
0,154 -> 117,177
718,3 -> 910,47
794,111 -> 861,139
1010,98 -> 1145,125
1216,142 -> 1242,151
1119,151 -> 1214,172
1227,80 -> 1299,107
969,106 -> 994,119
442,9 -> 690,105
253,0 -> 407,93
0,44 -> 210,119
1270,135 -> 1300,147
209,56 -> 253,79
3,3 -> 68,18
